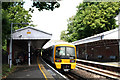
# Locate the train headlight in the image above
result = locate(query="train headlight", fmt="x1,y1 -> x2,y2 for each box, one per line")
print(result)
55,59 -> 61,62
70,60 -> 75,63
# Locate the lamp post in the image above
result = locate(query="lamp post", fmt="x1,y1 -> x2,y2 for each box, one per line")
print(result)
9,22 -> 28,68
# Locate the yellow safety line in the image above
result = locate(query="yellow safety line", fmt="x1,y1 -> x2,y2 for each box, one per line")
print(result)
37,57 -> 48,80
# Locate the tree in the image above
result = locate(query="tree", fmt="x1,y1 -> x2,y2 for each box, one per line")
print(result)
30,2 -> 60,12
61,2 -> 120,42
60,30 -> 69,41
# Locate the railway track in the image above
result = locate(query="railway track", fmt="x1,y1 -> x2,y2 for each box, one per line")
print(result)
42,58 -> 86,80
43,58 -> 120,80
76,60 -> 120,80
65,72 -> 85,80
60,70 -> 86,80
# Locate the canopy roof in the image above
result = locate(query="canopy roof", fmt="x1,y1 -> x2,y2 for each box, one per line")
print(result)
73,28 -> 120,45
12,26 -> 52,49
12,26 -> 52,40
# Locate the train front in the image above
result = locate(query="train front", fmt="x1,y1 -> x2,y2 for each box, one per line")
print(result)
54,44 -> 76,71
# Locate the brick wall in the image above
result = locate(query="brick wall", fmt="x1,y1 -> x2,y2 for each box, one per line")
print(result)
76,40 -> 119,62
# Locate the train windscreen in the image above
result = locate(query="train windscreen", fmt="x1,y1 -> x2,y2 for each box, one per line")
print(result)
55,46 -> 75,59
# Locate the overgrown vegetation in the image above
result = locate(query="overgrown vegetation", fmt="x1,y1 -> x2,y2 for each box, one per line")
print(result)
2,64 -> 16,78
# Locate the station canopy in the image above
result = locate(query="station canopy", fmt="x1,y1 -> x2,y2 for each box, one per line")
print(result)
72,28 -> 120,45
12,26 -> 52,49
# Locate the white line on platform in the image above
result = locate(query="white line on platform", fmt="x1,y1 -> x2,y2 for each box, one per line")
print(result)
41,57 -> 69,80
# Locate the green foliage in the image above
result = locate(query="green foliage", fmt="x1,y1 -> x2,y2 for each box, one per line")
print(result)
2,9 -> 10,47
29,2 -> 60,12
2,40 -> 7,50
6,2 -> 32,27
61,2 -> 120,42
2,64 -> 16,78
60,30 -> 69,41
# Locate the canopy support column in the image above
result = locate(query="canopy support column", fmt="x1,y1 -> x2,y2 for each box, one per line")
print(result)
28,41 -> 31,66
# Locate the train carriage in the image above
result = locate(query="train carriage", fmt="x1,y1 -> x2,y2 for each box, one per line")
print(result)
42,42 -> 77,71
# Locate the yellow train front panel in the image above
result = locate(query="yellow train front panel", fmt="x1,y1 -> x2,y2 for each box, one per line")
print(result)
55,59 -> 76,69
53,43 -> 77,70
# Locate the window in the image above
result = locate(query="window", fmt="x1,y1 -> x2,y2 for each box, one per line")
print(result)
56,47 -> 65,57
110,56 -> 116,60
66,47 -> 75,57
55,46 -> 75,59
98,55 -> 103,59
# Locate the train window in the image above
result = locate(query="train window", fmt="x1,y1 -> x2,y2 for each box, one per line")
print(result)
56,47 -> 65,58
66,47 -> 75,57
55,46 -> 75,59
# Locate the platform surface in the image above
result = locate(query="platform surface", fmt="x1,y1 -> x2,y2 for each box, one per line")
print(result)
77,59 -> 120,67
2,56 -> 66,80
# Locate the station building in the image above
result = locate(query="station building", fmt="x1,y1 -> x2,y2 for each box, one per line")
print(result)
72,28 -> 120,62
7,26 -> 52,65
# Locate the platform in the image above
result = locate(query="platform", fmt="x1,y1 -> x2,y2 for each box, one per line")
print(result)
77,59 -> 120,68
2,56 -> 67,80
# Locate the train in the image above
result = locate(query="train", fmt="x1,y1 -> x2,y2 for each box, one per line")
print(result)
42,42 -> 77,71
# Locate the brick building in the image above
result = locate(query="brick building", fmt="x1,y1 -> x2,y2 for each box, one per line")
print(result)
73,28 -> 120,62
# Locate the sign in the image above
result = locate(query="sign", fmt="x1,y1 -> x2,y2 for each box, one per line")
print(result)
27,32 -> 31,34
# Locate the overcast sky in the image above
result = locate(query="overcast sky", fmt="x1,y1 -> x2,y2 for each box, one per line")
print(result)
23,0 -> 83,40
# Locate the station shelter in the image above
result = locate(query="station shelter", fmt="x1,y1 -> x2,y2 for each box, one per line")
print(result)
73,28 -> 120,62
7,26 -> 52,65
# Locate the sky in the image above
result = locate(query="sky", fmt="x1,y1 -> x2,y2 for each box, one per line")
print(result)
23,0 -> 83,40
